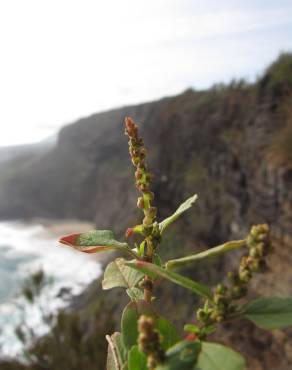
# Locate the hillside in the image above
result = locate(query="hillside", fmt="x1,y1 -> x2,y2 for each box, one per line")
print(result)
0,56 -> 291,244
0,54 -> 292,369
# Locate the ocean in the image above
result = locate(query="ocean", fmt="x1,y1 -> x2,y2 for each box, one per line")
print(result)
0,221 -> 101,357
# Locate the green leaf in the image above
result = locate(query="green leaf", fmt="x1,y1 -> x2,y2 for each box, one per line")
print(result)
166,240 -> 246,269
153,253 -> 163,267
59,230 -> 132,255
184,324 -> 201,334
159,194 -> 198,233
184,324 -> 216,337
126,287 -> 144,301
102,258 -> 144,290
155,318 -> 181,351
121,304 -> 139,350
126,261 -> 212,299
113,332 -> 128,365
106,332 -> 128,370
121,300 -> 155,349
128,346 -> 147,370
156,340 -> 201,370
195,342 -> 246,370
241,297 -> 292,330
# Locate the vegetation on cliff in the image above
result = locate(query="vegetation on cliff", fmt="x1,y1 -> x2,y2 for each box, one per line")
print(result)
0,54 -> 292,369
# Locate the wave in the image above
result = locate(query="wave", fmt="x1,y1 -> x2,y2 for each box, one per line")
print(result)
0,221 -> 101,357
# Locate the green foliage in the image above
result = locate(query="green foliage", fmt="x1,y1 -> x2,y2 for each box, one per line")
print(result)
121,301 -> 155,350
106,332 -> 127,369
126,260 -> 212,299
269,114 -> 292,162
126,287 -> 144,301
17,302 -> 115,370
21,269 -> 46,303
155,318 -> 180,351
102,258 -> 144,290
156,340 -> 201,370
159,194 -> 198,233
128,346 -> 147,370
265,52 -> 292,87
241,297 -> 292,330
59,229 -> 134,256
56,117 -> 292,369
166,240 -> 246,269
195,342 -> 246,370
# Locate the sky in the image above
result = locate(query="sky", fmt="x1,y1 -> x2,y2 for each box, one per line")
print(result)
0,0 -> 292,146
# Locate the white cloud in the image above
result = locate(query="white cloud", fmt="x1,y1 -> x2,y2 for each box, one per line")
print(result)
0,0 -> 291,146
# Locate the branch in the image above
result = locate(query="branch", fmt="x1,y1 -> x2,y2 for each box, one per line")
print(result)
166,240 -> 246,270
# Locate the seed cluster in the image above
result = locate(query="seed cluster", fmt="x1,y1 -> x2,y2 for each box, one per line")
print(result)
196,224 -> 271,333
125,117 -> 157,228
138,315 -> 164,369
125,117 -> 163,302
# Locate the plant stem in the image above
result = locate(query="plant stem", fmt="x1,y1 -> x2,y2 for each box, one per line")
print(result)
143,276 -> 153,303
166,240 -> 246,270
125,117 -> 158,303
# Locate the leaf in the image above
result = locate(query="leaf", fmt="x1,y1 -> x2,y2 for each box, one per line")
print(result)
184,324 -> 216,337
126,261 -> 212,299
153,253 -> 163,267
128,346 -> 147,370
241,297 -> 292,330
159,194 -> 198,233
121,304 -> 139,350
106,332 -> 127,370
112,332 -> 128,365
184,324 -> 201,334
125,225 -> 144,238
59,230 -> 131,254
156,340 -> 201,370
166,240 -> 246,270
155,318 -> 181,351
121,300 -> 155,349
195,342 -> 246,370
126,287 -> 144,301
102,258 -> 144,290
106,343 -> 116,370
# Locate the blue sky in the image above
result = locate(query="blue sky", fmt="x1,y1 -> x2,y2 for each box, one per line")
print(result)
0,0 -> 291,146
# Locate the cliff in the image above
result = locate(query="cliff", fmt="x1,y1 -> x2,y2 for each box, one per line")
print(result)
0,57 -> 291,241
0,54 -> 292,369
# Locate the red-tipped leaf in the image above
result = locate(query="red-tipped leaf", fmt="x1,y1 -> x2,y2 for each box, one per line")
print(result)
59,230 -> 130,254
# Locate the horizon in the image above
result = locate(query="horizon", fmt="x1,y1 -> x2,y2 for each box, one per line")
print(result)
1,0 -> 292,147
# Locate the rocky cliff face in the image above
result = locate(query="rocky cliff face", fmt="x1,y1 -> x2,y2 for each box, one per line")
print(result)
0,54 -> 292,369
1,60 -> 291,244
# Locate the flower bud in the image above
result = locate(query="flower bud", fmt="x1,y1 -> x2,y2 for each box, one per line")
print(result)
132,157 -> 140,166
249,247 -> 258,258
231,286 -> 243,299
135,169 -> 143,180
255,242 -> 265,257
137,197 -> 144,209
139,183 -> 149,192
215,284 -> 227,294
147,207 -> 157,219
227,271 -> 235,281
125,228 -> 134,238
143,215 -> 152,226
239,270 -> 252,283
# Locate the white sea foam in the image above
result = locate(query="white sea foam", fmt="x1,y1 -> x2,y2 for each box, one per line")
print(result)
0,221 -> 101,357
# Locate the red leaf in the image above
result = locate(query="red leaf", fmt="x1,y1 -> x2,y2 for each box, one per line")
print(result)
125,228 -> 134,238
185,333 -> 198,342
59,233 -> 80,247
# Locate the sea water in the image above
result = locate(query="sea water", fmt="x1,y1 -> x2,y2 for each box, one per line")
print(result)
0,221 -> 101,357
